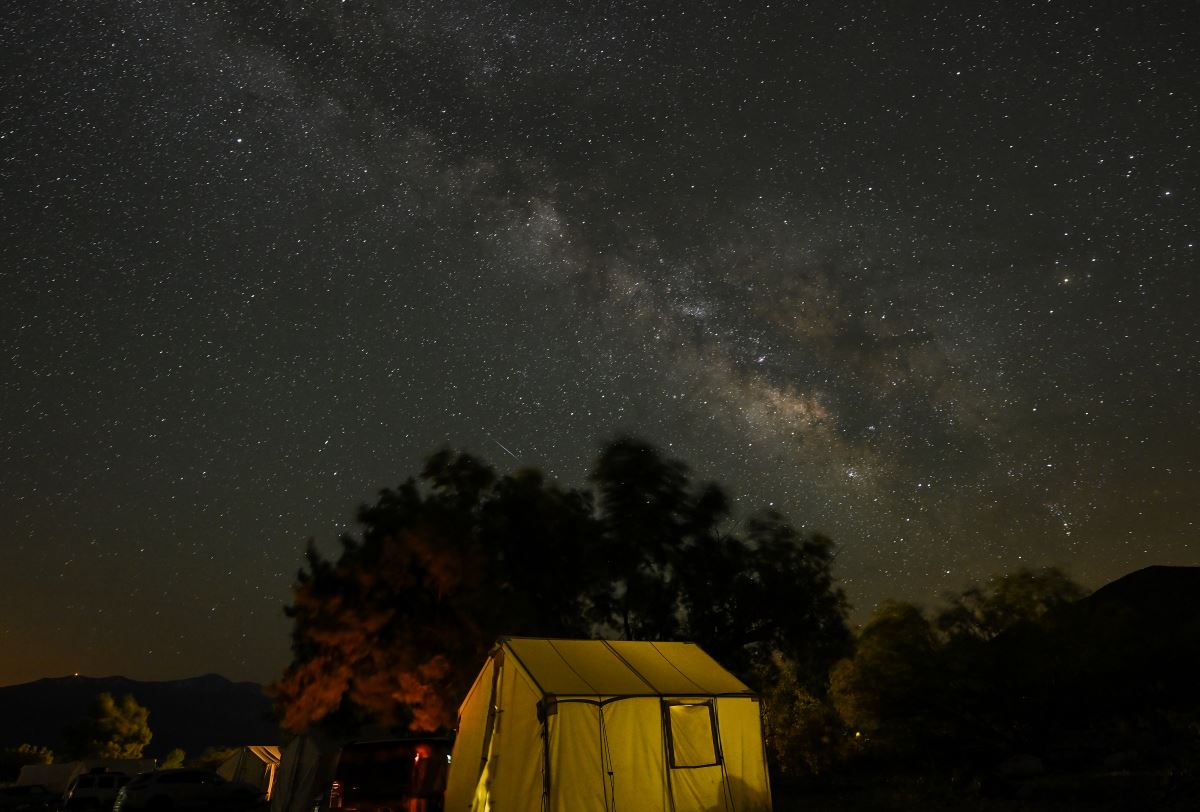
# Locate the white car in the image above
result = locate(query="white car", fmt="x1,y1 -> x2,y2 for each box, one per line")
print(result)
113,771 -> 260,812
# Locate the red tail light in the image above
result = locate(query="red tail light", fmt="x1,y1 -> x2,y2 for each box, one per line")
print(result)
329,781 -> 342,809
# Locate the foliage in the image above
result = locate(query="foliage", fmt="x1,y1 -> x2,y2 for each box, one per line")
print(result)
826,569 -> 1092,768
62,693 -> 152,760
271,436 -> 849,735
272,452 -> 598,734
585,437 -> 714,642
935,566 -> 1089,642
830,602 -> 942,757
0,744 -> 53,784
733,512 -> 849,685
586,439 -> 850,684
187,746 -> 236,770
160,748 -> 186,770
759,656 -> 845,778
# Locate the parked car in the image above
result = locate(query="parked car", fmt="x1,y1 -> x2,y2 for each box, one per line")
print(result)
112,770 -> 260,812
66,772 -> 131,810
325,738 -> 452,812
0,785 -> 60,812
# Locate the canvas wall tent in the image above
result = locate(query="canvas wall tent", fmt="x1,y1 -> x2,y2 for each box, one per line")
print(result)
445,638 -> 772,812
217,746 -> 281,798
268,735 -> 340,812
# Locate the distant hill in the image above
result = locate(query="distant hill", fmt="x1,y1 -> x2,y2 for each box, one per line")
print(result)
977,565 -> 1200,770
991,564 -> 1200,694
1074,563 -> 1200,620
1042,564 -> 1200,707
0,674 -> 278,758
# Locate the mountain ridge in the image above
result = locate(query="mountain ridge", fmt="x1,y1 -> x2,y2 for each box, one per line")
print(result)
0,673 -> 279,758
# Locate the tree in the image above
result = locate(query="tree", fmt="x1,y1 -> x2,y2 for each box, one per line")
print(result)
63,693 -> 152,759
586,438 -> 849,684
936,566 -> 1088,641
272,452 -> 597,734
823,569 -> 1092,768
271,437 -> 849,736
759,656 -> 845,779
586,437 -> 707,641
829,602 -> 942,758
732,512 -> 850,684
160,748 -> 186,769
187,746 -> 235,770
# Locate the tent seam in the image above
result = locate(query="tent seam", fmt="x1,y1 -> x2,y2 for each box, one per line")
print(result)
600,639 -> 660,694
545,639 -> 601,695
650,642 -> 708,694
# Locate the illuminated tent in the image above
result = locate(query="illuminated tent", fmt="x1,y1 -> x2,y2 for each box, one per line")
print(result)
216,746 -> 281,798
444,637 -> 772,812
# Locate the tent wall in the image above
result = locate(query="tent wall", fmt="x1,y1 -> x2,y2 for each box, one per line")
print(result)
600,698 -> 671,811
663,699 -> 728,811
715,698 -> 771,812
444,656 -> 495,810
445,650 -> 542,812
666,757 -> 726,812
591,697 -> 672,812
546,696 -> 763,812
546,701 -> 606,812
485,657 -> 542,812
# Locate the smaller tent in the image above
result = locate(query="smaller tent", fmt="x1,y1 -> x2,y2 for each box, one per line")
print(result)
17,759 -> 156,795
17,764 -> 79,795
217,746 -> 281,798
445,637 -> 772,812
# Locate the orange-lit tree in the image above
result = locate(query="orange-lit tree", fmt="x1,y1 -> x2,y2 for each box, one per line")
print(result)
272,450 -> 596,734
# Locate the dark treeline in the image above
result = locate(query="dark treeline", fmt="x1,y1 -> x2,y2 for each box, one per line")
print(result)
771,565 -> 1200,807
272,437 -> 1200,807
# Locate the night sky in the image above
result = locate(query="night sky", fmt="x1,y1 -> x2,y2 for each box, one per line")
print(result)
2,1 -> 1196,687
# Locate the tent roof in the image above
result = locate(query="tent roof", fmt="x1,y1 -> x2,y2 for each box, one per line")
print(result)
222,745 -> 281,765
500,637 -> 752,697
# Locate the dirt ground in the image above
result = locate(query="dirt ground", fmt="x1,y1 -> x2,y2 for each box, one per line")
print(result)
770,770 -> 1199,811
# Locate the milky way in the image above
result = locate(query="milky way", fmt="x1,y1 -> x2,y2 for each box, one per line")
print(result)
1,1 -> 1196,684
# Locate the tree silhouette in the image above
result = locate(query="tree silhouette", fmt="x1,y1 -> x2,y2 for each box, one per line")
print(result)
830,602 -> 941,757
816,568 -> 1092,769
587,438 -> 849,682
271,437 -> 849,736
936,566 -> 1089,641
586,436 -> 727,642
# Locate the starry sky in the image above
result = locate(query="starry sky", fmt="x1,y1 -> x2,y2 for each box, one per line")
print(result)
1,0 -> 1196,687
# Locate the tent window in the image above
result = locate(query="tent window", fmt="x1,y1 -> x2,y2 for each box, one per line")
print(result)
665,701 -> 721,768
